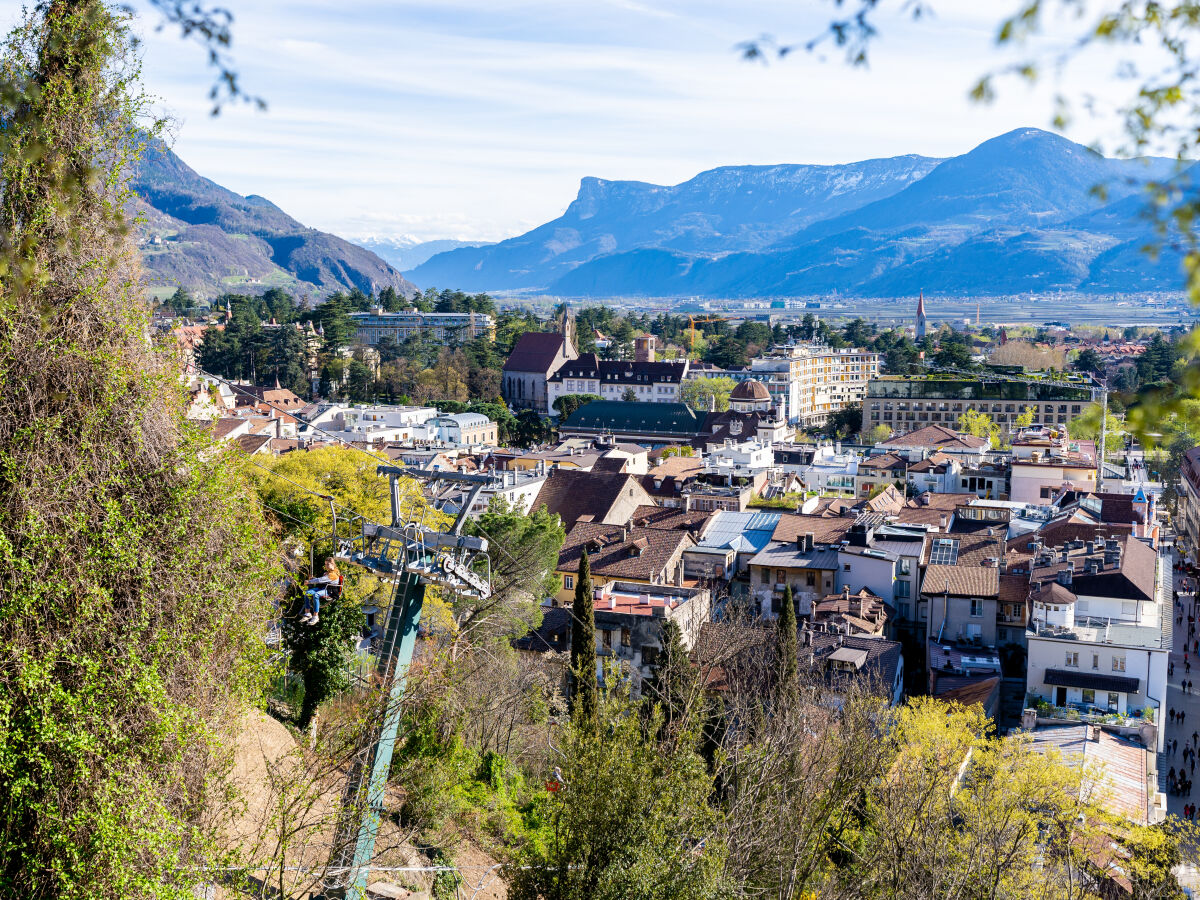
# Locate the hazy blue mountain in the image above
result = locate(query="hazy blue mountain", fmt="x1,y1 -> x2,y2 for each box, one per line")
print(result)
131,143 -> 417,300
416,127 -> 1185,298
408,155 -> 943,291
355,236 -> 494,272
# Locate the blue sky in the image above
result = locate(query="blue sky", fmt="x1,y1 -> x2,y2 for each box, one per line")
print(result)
75,2 -> 1164,242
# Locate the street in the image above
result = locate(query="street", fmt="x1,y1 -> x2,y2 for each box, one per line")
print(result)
1163,543 -> 1200,821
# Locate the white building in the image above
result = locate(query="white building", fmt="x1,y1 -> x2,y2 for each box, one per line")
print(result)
799,442 -> 860,494
431,468 -> 549,518
546,354 -> 689,411
1024,535 -> 1168,750
706,438 -> 775,482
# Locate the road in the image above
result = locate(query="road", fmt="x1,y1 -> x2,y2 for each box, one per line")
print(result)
1164,543 -> 1200,821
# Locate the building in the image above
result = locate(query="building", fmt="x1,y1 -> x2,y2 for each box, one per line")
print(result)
424,412 -> 498,447
558,400 -> 703,445
502,331 -> 578,414
546,354 -> 689,410
349,308 -> 495,345
709,343 -> 880,426
876,424 -> 991,464
531,468 -> 654,532
554,522 -> 695,605
862,374 -> 1097,436
429,467 -> 548,518
922,526 -> 1007,649
1180,446 -> 1200,559
812,587 -> 891,637
748,514 -> 859,617
915,291 -> 927,341
800,626 -> 905,707
682,509 -> 782,581
590,581 -> 713,693
1023,535 -> 1168,740
1009,427 -> 1098,504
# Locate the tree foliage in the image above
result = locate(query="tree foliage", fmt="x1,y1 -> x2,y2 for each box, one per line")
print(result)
681,376 -> 736,412
0,4 -> 276,895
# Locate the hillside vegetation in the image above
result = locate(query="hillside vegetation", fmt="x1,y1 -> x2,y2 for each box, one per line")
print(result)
131,141 -> 417,301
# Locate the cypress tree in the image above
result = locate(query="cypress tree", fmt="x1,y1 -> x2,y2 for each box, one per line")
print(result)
569,549 -> 597,729
777,584 -> 799,702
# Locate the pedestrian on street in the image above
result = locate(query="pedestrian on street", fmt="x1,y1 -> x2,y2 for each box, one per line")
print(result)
1172,707 -> 1178,722
1181,709 -> 1187,725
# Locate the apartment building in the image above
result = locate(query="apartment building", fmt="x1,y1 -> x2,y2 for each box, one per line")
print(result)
701,343 -> 880,427
1179,447 -> 1200,558
862,375 -> 1097,436
349,308 -> 495,345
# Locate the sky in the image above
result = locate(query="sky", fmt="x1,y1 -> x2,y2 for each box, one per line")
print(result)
40,1 -> 1167,244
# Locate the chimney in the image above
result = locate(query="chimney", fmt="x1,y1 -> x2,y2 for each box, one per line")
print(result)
621,524 -> 630,541
610,597 -> 617,609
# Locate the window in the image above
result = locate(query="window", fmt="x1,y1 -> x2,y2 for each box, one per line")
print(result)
1040,487 -> 1052,499
776,569 -> 786,584
641,645 -> 659,666
1121,601 -> 1137,617
1082,689 -> 1096,705
998,627 -> 1008,642
1107,692 -> 1120,709
806,572 -> 816,586
1065,651 -> 1079,667
899,559 -> 912,576
896,580 -> 910,598
1112,656 -> 1126,672
970,599 -> 984,618
563,575 -> 574,590
1092,653 -> 1100,670
900,603 -> 910,619
601,629 -> 612,649
621,627 -> 631,647
760,568 -> 770,585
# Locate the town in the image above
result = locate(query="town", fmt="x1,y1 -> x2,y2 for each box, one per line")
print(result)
20,1 -> 1200,898
171,287 -> 1200,858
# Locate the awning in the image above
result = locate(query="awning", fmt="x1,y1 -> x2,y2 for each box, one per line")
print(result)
1043,668 -> 1140,694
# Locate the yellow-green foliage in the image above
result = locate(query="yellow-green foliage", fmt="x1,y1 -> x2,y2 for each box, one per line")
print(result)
0,4 -> 276,897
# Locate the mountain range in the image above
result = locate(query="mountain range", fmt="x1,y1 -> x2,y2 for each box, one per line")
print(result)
131,143 -> 416,300
408,128 -> 1188,298
354,236 -> 494,272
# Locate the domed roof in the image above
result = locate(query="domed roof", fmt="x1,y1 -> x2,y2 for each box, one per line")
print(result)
730,380 -> 770,401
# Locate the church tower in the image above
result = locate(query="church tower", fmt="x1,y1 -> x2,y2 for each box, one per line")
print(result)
915,291 -> 927,341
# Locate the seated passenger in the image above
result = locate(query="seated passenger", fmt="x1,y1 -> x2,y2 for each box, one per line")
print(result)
300,559 -> 343,625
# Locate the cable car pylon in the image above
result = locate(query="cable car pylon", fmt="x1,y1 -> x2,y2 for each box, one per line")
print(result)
325,466 -> 495,898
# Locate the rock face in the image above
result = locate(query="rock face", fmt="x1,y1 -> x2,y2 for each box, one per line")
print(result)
410,128 -> 1184,298
131,142 -> 417,300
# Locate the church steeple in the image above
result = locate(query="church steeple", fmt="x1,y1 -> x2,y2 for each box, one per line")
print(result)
915,290 -> 927,341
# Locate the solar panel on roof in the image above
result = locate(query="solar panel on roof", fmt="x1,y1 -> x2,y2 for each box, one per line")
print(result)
929,538 -> 960,565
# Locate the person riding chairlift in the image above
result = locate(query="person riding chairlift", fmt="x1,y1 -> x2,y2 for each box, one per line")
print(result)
301,559 -> 343,625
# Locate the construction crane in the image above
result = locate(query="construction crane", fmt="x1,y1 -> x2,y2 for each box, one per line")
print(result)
324,466 -> 495,899
687,314 -> 726,351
